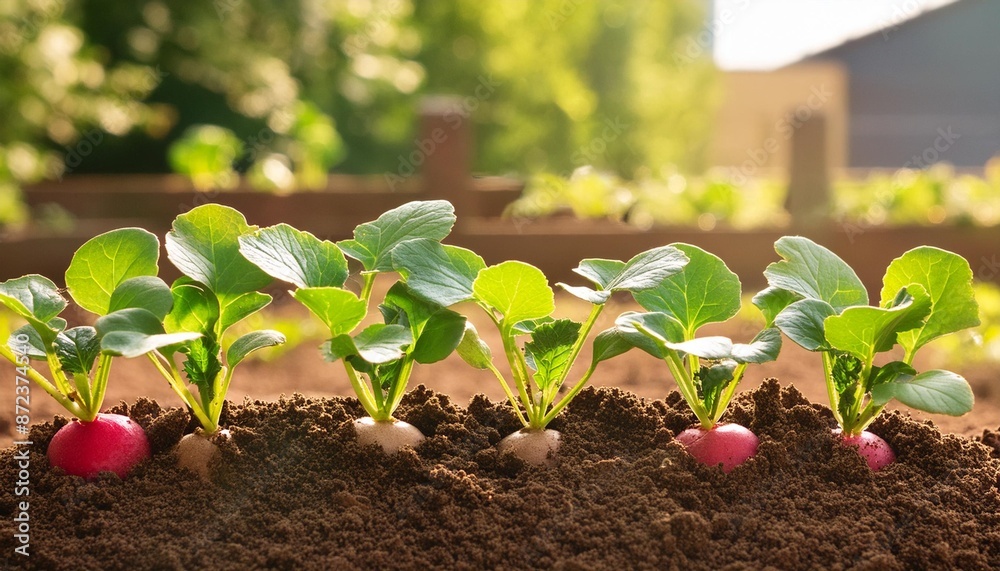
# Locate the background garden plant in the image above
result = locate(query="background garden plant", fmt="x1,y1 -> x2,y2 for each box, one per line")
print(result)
763,236 -> 979,469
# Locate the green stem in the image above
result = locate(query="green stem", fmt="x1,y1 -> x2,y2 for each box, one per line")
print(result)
45,351 -> 75,402
72,372 -> 93,419
90,353 -> 114,417
501,328 -> 537,425
0,343 -> 85,418
665,350 -> 713,429
822,352 -> 844,428
383,357 -> 415,420
852,401 -> 886,434
146,352 -> 216,433
486,361 -> 528,426
541,362 -> 597,427
712,362 -> 748,423
360,273 -> 377,309
343,360 -> 380,418
209,366 -> 234,429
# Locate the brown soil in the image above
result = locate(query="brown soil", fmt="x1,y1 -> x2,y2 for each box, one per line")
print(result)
2,380 -> 1000,570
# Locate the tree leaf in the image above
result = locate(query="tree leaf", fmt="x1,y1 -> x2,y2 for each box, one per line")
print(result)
880,246 -> 980,357
824,285 -> 931,362
227,330 -> 286,368
774,298 -> 837,351
321,324 -> 412,364
524,319 -> 581,390
54,327 -> 101,375
633,243 -> 741,336
870,370 -> 974,416
108,276 -> 173,320
764,236 -> 868,312
456,322 -> 493,370
64,228 -> 160,316
411,309 -> 466,364
238,223 -> 349,288
730,327 -> 782,364
752,286 -> 802,328
337,200 -> 456,272
165,204 -> 272,300
293,287 -> 367,336
472,261 -> 554,331
391,239 -> 486,306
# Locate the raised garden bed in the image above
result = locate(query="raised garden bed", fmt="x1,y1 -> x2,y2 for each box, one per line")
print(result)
2,380 -> 999,570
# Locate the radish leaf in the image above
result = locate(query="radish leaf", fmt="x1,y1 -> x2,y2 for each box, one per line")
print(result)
227,330 -> 286,368
293,287 -> 366,335
871,370 -> 974,416
338,200 -> 456,272
752,286 -> 802,327
391,239 -> 485,306
560,246 -> 689,304
322,323 -> 412,364
65,228 -> 160,316
54,327 -> 101,375
764,236 -> 868,312
524,319 -> 581,390
411,309 -> 466,365
108,276 -> 173,319
472,261 -> 554,332
97,308 -> 201,358
238,223 -> 349,288
774,298 -> 836,351
824,284 -> 931,362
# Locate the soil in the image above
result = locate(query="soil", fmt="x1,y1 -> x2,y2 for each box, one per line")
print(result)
2,293 -> 1000,569
2,381 -> 1000,570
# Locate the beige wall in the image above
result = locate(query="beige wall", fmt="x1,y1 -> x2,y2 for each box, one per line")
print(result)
708,63 -> 848,177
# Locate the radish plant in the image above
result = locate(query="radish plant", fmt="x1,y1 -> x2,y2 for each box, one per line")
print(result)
239,200 -> 467,453
0,228 -> 186,478
606,244 -> 781,472
95,204 -> 285,478
391,238 -> 689,465
763,236 -> 978,470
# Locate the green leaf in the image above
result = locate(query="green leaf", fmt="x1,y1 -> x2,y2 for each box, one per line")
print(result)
382,282 -> 436,330
293,287 -> 366,336
831,352 -> 863,396
824,285 -> 931,362
455,322 -> 493,369
730,328 -> 782,364
109,276 -> 173,320
0,275 -> 66,323
867,361 -> 917,391
411,309 -> 466,364
165,204 -> 272,299
183,337 -> 223,392
322,324 -> 412,364
97,308 -> 202,358
696,362 -> 737,413
591,328 -> 636,366
472,261 -> 554,331
752,287 -> 803,328
64,228 -> 160,316
337,200 -> 456,272
391,239 -> 486,307
524,319 -> 581,390
633,243 -> 741,336
220,291 -> 271,334
870,370 -> 974,416
165,281 -> 219,335
880,246 -> 980,357
226,330 -> 286,368
511,317 -> 555,335
764,236 -> 868,312
560,246 -> 689,304
238,223 -> 349,288
666,337 -> 734,360
774,298 -> 837,351
9,325 -> 46,359
54,327 -> 101,375
613,312 -> 684,358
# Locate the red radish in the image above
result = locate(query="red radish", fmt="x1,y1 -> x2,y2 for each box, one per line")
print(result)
47,413 -> 151,479
498,428 -> 561,467
675,423 -> 759,473
834,429 -> 895,471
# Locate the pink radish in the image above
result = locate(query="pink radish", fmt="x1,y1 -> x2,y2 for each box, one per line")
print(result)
834,429 -> 895,471
675,423 -> 759,473
47,413 -> 151,479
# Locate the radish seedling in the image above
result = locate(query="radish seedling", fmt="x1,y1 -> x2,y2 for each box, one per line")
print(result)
391,239 -> 690,465
607,244 -> 781,472
0,228 -> 181,478
239,200 -> 467,453
95,205 -> 285,478
763,237 -> 978,470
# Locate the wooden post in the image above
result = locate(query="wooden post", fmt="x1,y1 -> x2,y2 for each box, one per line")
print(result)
785,112 -> 831,225
419,96 -> 475,222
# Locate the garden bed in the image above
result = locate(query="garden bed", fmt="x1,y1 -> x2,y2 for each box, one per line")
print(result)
2,379 -> 999,570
